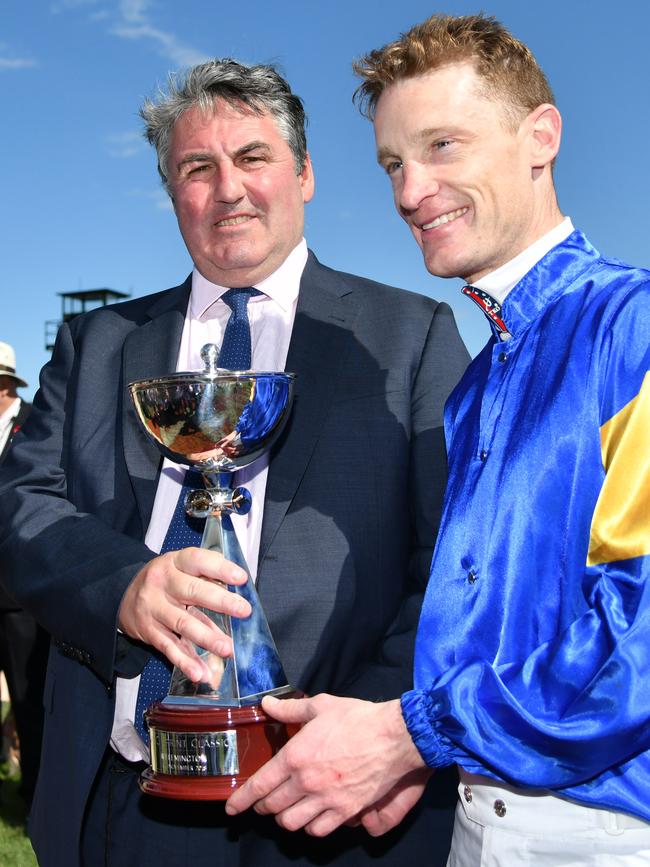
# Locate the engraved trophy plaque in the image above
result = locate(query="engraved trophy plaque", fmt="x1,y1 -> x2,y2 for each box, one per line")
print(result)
129,344 -> 298,800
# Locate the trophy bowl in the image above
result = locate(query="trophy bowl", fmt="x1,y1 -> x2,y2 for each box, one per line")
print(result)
128,347 -> 299,799
129,369 -> 295,472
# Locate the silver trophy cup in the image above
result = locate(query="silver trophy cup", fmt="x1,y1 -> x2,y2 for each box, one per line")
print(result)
128,344 -> 298,799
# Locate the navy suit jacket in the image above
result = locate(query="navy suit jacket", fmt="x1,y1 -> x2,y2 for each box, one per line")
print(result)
0,253 -> 469,866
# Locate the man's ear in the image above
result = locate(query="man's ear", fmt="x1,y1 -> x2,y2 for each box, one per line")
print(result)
527,103 -> 562,169
300,152 -> 315,204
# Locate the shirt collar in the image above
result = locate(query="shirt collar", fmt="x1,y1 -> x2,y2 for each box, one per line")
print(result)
499,228 -> 600,339
462,226 -> 601,342
474,217 -> 574,305
190,238 -> 308,320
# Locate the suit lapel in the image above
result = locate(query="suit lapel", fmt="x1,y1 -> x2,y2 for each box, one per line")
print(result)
259,253 -> 359,563
122,278 -> 191,529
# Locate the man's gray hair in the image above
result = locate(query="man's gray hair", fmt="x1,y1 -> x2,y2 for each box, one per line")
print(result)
140,58 -> 308,192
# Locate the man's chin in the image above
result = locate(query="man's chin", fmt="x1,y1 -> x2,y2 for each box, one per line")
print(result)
197,254 -> 270,286
422,254 -> 467,281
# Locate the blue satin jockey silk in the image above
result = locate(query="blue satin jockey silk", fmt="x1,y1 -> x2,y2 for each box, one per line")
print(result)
402,230 -> 650,820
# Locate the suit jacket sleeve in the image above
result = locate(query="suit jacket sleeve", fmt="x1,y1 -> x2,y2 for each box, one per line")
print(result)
0,320 -> 156,686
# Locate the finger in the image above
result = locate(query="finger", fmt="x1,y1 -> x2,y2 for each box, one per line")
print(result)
144,572 -> 250,671
151,601 -> 235,678
171,575 -> 252,623
226,757 -> 291,815
252,777 -> 302,816
343,812 -> 363,828
176,634 -> 218,683
360,770 -> 431,837
274,798 -> 326,833
361,803 -> 407,837
260,695 -> 317,724
193,583 -> 252,620
173,547 -> 247,585
304,807 -> 350,837
148,622 -> 208,683
165,603 -> 235,657
359,807 -> 381,835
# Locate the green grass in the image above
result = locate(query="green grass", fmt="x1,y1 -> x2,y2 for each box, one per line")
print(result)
0,766 -> 37,866
0,701 -> 37,866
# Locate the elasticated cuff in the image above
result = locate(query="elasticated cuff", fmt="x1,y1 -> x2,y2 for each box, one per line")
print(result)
401,689 -> 456,769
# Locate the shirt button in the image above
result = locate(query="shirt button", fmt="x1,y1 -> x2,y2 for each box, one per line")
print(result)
494,799 -> 507,817
463,785 -> 472,803
498,352 -> 508,363
480,450 -> 488,462
468,570 -> 477,584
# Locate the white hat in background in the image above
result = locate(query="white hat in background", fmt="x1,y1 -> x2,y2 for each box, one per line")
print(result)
0,342 -> 28,388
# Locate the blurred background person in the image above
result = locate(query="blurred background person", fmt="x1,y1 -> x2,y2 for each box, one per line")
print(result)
0,341 -> 48,809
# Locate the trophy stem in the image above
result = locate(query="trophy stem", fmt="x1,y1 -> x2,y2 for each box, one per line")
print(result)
165,473 -> 291,706
200,475 -> 248,571
200,510 -> 227,556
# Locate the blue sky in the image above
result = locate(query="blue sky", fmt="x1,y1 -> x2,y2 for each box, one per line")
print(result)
4,0 -> 649,400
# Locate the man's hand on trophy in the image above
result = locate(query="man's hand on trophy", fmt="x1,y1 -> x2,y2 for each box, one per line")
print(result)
118,547 -> 250,683
225,694 -> 429,836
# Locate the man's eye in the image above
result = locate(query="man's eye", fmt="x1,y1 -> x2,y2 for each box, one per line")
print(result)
384,160 -> 402,176
434,140 -> 453,150
188,164 -> 210,176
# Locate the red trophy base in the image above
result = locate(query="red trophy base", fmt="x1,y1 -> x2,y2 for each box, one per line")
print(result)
140,693 -> 300,800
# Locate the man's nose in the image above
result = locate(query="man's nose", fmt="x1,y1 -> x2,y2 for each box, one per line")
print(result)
213,163 -> 246,203
398,162 -> 439,214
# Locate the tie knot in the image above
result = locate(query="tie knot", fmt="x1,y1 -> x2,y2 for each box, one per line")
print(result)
221,287 -> 262,313
217,288 -> 263,370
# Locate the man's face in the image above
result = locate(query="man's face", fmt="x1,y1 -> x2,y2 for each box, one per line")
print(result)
373,62 -> 543,284
168,99 -> 314,287
0,376 -> 17,408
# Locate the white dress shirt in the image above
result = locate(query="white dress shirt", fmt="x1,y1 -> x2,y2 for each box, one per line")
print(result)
111,239 -> 307,761
0,397 -> 21,455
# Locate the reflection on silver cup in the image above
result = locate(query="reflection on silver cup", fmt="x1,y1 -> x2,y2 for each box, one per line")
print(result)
131,372 -> 292,472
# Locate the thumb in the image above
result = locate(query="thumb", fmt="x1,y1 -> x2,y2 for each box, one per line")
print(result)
261,695 -> 316,724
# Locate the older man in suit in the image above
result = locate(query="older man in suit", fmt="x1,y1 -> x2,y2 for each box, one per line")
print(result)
0,60 -> 468,867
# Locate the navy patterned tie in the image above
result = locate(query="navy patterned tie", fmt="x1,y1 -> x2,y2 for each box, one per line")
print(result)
133,286 -> 261,743
218,287 -> 262,370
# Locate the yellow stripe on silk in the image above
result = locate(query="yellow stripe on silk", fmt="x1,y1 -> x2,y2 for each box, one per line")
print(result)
588,372 -> 650,566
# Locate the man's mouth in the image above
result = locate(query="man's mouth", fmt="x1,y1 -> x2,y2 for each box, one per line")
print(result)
214,215 -> 255,228
421,207 -> 468,231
